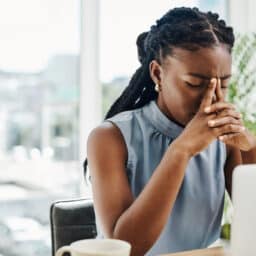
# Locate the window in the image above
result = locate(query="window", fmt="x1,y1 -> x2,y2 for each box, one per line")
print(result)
0,1 -> 80,255
99,0 -> 228,115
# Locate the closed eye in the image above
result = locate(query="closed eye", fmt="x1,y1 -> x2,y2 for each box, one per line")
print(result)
185,81 -> 229,90
185,81 -> 205,88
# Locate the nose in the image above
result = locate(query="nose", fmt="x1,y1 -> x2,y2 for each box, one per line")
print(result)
198,90 -> 217,109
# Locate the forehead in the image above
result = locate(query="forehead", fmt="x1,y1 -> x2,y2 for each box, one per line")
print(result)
163,45 -> 232,77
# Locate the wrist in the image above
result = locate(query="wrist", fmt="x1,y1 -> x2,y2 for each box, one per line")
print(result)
169,138 -> 193,160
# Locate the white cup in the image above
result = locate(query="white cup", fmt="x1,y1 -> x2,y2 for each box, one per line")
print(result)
55,239 -> 131,256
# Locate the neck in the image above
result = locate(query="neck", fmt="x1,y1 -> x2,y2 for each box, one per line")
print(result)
156,97 -> 185,127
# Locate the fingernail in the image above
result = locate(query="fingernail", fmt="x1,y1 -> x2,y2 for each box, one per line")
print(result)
204,107 -> 211,113
210,78 -> 216,83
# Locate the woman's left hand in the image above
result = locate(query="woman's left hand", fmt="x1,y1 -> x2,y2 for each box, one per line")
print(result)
205,101 -> 256,151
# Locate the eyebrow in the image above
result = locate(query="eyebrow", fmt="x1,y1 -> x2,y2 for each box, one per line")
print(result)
187,73 -> 232,80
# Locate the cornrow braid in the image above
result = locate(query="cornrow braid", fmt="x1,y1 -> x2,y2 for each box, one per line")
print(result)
84,6 -> 235,173
205,11 -> 234,52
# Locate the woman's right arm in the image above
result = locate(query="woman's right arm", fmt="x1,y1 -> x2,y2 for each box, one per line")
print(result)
87,122 -> 191,256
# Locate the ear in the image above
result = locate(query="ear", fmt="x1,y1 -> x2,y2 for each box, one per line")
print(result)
149,60 -> 164,85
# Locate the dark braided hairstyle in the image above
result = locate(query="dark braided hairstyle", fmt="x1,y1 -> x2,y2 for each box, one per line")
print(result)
84,6 -> 234,173
104,7 -> 234,119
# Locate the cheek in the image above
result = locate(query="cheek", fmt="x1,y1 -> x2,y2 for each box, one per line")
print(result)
178,84 -> 204,110
162,82 -> 183,104
163,82 -> 198,110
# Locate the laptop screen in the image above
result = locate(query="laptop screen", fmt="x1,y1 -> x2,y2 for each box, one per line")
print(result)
231,164 -> 256,256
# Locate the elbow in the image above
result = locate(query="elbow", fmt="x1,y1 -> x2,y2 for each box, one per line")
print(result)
109,230 -> 152,256
102,218 -> 154,255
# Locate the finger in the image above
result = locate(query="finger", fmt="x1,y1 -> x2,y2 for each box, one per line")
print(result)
215,109 -> 242,120
208,116 -> 243,128
204,101 -> 236,114
218,133 -> 240,141
200,78 -> 216,110
216,78 -> 224,102
214,124 -> 245,136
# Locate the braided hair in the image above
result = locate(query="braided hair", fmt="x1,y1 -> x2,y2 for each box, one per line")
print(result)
104,7 -> 234,119
84,7 -> 235,173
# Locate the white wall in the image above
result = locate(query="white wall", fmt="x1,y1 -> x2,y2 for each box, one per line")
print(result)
229,0 -> 256,32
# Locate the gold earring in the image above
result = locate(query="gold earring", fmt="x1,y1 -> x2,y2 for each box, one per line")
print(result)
155,83 -> 160,92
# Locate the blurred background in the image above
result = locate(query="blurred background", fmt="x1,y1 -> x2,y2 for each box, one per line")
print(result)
0,0 -> 255,255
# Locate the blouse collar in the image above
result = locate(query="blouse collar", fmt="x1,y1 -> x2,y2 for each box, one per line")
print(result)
143,100 -> 184,138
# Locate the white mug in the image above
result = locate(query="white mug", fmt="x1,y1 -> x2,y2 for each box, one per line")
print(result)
55,238 -> 131,256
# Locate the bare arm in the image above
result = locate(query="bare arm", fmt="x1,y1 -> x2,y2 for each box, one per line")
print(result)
87,122 -> 190,256
224,145 -> 242,198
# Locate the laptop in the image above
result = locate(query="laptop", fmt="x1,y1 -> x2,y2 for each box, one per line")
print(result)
231,164 -> 256,256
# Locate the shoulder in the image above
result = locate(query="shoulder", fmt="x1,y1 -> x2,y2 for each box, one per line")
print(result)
87,121 -> 128,166
88,121 -> 124,140
107,107 -> 144,124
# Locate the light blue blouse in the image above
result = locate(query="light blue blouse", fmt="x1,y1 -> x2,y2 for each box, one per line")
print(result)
96,100 -> 227,255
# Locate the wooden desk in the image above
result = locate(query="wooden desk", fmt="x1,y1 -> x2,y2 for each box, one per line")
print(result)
161,246 -> 231,256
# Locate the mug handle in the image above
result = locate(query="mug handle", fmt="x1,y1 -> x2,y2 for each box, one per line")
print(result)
56,245 -> 71,256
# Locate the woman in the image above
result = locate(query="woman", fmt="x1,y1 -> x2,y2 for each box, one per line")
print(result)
86,7 -> 256,256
